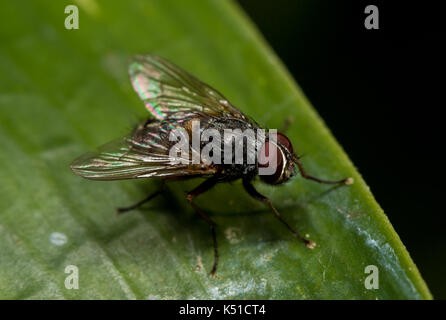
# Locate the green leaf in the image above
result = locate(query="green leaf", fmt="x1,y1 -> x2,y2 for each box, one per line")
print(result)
0,0 -> 431,299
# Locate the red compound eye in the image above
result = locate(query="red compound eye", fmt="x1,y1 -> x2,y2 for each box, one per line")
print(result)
277,132 -> 293,153
258,141 -> 285,185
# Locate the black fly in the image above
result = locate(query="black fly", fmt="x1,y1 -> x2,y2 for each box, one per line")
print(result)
71,54 -> 353,275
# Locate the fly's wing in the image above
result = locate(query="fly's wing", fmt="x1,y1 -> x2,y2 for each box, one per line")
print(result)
70,119 -> 217,181
71,54 -> 258,181
129,54 -> 256,124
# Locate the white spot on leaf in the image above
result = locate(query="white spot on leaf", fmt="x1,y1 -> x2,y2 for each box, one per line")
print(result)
49,232 -> 67,246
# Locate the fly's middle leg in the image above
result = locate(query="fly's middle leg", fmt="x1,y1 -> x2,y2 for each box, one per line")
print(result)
242,178 -> 316,249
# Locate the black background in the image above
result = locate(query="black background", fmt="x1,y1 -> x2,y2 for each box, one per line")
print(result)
1,300 -> 435,317
238,0 -> 444,298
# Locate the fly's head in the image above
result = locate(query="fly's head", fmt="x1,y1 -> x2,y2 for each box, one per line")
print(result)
258,132 -> 298,185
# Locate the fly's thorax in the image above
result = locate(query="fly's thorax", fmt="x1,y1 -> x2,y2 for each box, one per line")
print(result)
217,162 -> 258,182
183,117 -> 260,167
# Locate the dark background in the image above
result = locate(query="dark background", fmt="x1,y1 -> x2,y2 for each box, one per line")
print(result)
238,0 -> 444,298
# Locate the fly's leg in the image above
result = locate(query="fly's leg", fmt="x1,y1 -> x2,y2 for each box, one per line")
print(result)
243,178 -> 316,249
186,178 -> 219,276
117,181 -> 165,214
293,155 -> 354,185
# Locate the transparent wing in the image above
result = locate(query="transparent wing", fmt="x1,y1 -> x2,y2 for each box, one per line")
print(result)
70,119 -> 216,181
129,54 -> 251,121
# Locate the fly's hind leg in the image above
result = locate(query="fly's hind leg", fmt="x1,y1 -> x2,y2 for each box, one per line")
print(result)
117,181 -> 165,214
186,178 -> 219,276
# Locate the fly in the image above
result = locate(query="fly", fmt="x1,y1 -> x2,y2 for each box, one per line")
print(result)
70,54 -> 353,275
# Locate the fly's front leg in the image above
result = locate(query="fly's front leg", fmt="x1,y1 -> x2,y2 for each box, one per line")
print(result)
243,178 -> 315,249
186,178 -> 219,276
292,155 -> 353,185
